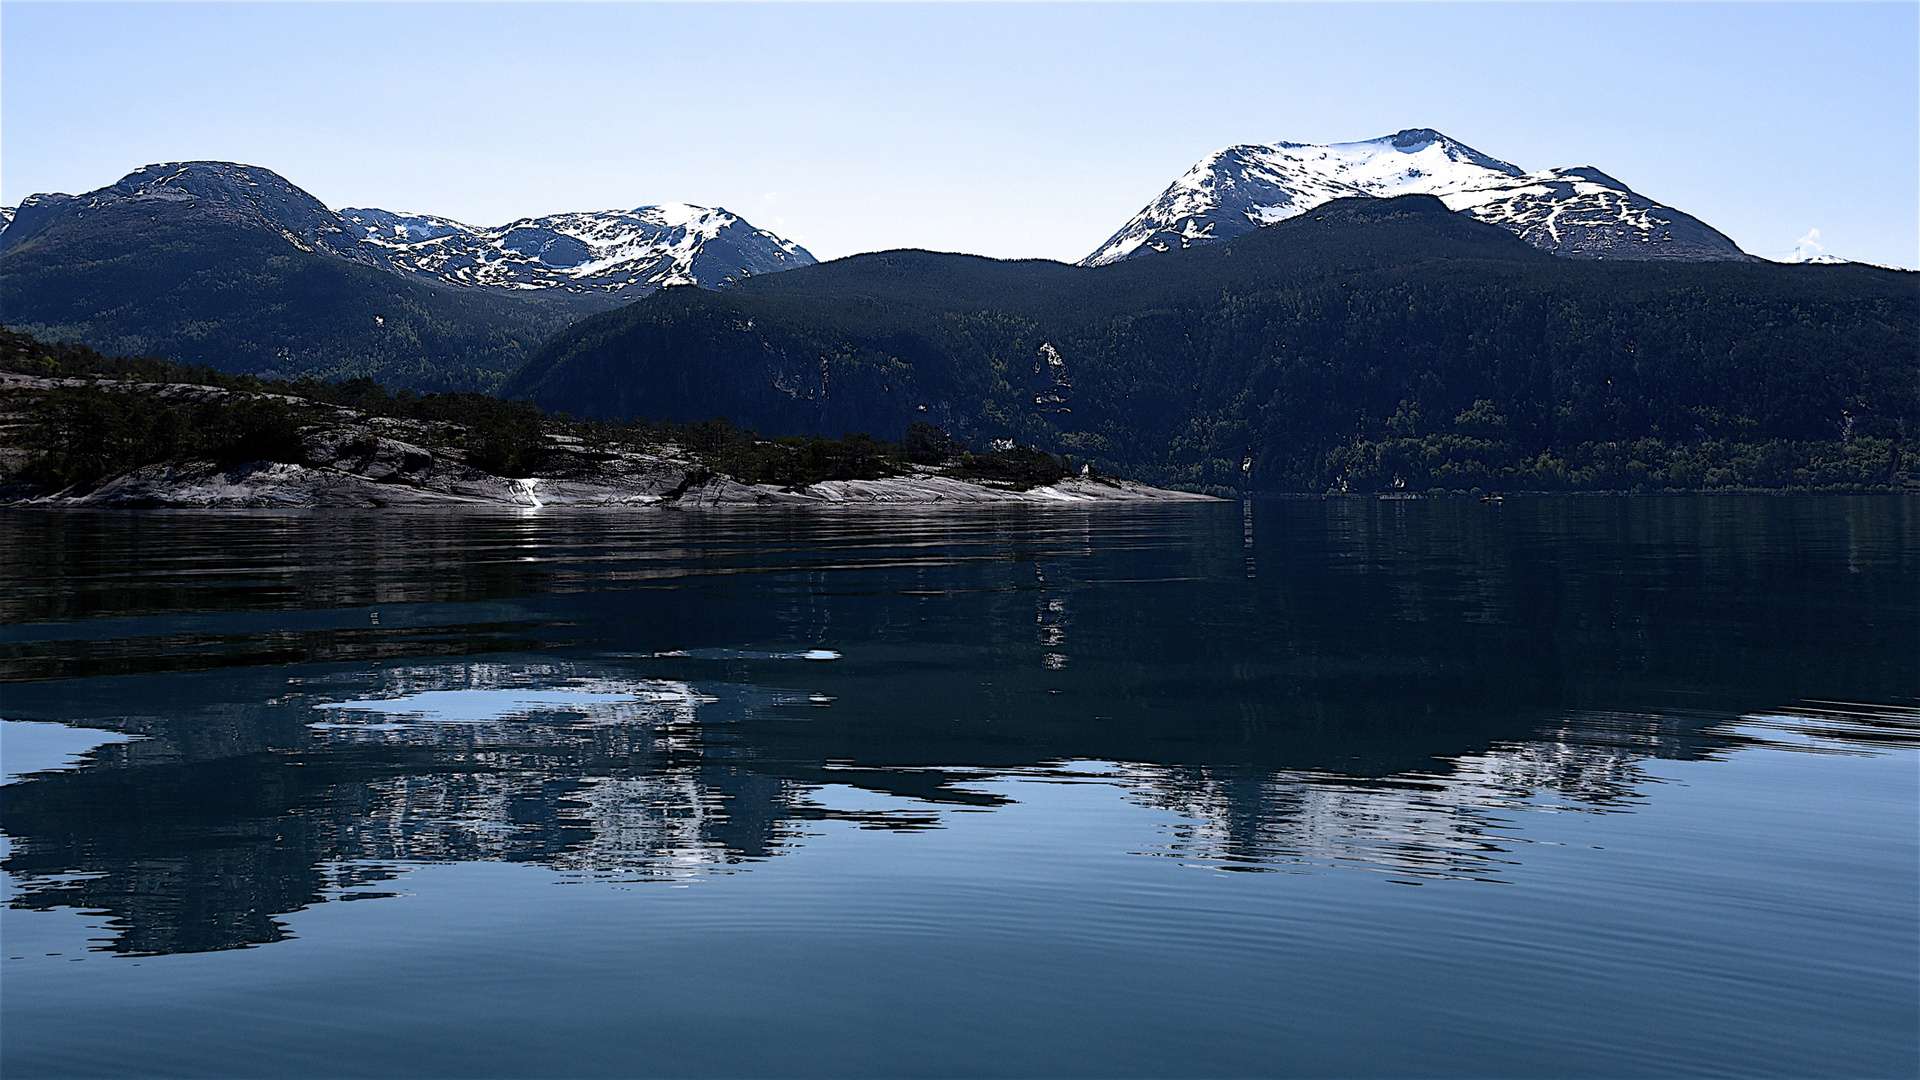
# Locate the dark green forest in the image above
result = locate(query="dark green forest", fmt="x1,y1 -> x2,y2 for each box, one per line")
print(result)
508,197 -> 1919,493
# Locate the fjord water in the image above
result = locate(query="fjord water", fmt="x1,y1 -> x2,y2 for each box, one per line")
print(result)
2,498 -> 1914,1079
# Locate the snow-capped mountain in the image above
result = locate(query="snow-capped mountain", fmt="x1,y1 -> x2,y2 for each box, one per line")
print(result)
1085,129 -> 1755,266
0,162 -> 816,299
339,203 -> 815,299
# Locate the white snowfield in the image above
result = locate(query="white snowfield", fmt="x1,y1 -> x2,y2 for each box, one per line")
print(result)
1085,129 -> 1756,266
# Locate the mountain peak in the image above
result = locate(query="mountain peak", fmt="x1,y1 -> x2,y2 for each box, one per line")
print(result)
1354,129 -> 1525,177
1083,131 -> 1525,266
51,160 -> 363,256
114,160 -> 298,192
1083,132 -> 1751,266
105,161 -> 336,227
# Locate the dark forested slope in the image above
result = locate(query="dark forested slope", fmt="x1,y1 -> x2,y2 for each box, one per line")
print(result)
507,196 -> 1918,492
1,175 -> 611,392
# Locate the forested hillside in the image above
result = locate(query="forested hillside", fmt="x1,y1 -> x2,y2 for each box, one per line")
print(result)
507,197 -> 1919,492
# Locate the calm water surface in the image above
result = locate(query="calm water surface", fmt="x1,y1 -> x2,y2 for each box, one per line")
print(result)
2,497 -> 1915,1078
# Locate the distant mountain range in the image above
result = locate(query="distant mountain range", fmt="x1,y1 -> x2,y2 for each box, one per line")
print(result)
4,161 -> 815,298
0,136 -> 1902,442
0,162 -> 814,389
509,195 -> 1914,491
1086,129 -> 1758,266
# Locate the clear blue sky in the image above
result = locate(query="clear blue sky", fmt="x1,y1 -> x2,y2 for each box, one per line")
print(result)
4,2 -> 1916,267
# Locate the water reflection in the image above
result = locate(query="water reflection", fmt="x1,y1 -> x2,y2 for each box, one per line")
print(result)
3,498 -> 1915,956
6,649 -> 1915,955
1119,703 -> 1920,879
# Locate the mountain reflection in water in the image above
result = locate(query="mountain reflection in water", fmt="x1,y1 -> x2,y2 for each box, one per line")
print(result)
2,498 -> 1915,960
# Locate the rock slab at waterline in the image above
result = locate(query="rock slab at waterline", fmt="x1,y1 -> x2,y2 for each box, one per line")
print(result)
20,458 -> 1211,509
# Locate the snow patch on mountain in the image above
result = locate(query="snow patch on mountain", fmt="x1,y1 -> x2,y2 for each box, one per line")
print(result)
1086,130 -> 1755,266
1440,166 -> 1749,259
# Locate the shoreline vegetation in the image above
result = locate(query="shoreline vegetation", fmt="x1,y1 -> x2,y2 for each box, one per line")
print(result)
1311,425 -> 1917,497
1,328 -> 1912,507
0,329 -> 1208,508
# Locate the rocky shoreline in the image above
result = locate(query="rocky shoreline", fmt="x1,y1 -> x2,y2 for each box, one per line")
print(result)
4,457 -> 1216,509
0,372 -> 1217,509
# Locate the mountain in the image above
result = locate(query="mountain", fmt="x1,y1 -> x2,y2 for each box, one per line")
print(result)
509,195 -> 1916,493
1086,129 -> 1757,266
339,204 -> 814,300
0,162 -> 813,390
0,162 -> 375,259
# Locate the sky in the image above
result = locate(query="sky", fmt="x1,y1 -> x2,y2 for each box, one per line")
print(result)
3,2 -> 1916,268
